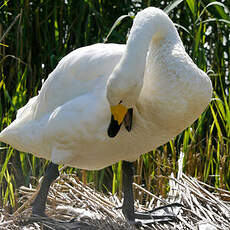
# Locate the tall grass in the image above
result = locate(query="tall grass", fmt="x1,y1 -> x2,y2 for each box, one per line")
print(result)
0,0 -> 230,212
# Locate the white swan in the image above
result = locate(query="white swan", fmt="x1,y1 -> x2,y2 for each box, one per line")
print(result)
0,7 -> 212,223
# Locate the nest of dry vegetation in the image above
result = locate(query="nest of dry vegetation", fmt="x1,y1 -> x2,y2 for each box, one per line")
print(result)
1,154 -> 230,230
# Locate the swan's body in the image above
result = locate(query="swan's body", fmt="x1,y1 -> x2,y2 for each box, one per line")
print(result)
0,7 -> 212,171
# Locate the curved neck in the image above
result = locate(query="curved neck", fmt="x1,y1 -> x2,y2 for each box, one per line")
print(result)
121,7 -> 180,78
106,7 -> 181,107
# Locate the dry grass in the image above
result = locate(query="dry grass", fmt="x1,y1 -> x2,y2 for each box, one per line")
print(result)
0,153 -> 230,230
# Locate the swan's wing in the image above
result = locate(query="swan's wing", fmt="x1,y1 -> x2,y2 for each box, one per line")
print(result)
33,43 -> 124,119
0,43 -> 124,156
18,43 -> 125,121
16,96 -> 38,119
47,91 -> 110,167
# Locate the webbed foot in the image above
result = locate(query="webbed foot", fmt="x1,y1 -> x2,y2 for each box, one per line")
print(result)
132,203 -> 182,225
122,161 -> 182,226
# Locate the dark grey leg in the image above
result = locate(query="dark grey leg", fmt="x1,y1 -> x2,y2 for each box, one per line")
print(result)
122,161 -> 135,222
23,162 -> 98,229
122,161 -> 181,224
32,162 -> 59,216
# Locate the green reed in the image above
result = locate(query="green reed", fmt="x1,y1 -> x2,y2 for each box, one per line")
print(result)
0,0 -> 229,211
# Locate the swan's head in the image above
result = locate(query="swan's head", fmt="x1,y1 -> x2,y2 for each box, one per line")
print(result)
106,7 -> 179,138
106,60 -> 143,138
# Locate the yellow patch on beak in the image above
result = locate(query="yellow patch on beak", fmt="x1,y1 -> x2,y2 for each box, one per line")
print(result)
110,104 -> 128,125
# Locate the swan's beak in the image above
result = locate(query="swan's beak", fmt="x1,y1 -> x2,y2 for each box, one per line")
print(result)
107,105 -> 133,138
111,104 -> 128,125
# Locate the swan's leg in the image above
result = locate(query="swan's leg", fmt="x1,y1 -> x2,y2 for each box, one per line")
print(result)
122,161 -> 135,222
122,161 -> 180,224
32,162 -> 59,216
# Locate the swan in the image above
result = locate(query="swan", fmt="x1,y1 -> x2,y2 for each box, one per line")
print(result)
0,7 -> 212,224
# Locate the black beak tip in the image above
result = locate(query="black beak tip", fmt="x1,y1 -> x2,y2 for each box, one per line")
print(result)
107,115 -> 122,138
107,129 -> 118,138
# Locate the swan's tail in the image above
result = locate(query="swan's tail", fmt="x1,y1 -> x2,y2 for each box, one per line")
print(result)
0,124 -> 24,151
0,109 -> 49,158
0,96 -> 40,151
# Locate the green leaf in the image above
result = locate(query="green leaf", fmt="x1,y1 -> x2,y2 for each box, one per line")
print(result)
194,23 -> 202,55
210,104 -> 223,141
104,15 -> 131,43
0,43 -> 9,47
197,18 -> 230,28
0,0 -> 9,9
164,0 -> 185,14
174,23 -> 193,36
186,0 -> 195,16
195,1 -> 230,24
0,148 -> 14,185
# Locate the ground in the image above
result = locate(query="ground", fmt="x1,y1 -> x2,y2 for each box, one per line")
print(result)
1,165 -> 230,230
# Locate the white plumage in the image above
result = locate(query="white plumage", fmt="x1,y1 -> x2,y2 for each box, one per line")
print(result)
0,7 -> 212,170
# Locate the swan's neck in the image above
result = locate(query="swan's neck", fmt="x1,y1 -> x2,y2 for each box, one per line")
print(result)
122,8 -> 180,78
106,8 -> 181,107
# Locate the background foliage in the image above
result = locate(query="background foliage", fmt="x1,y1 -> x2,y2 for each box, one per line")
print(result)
0,0 -> 230,213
